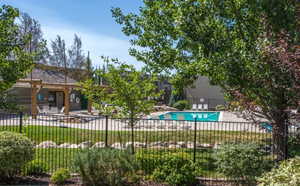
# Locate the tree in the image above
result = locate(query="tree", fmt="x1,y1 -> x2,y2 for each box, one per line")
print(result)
112,0 -> 299,160
68,34 -> 85,69
18,12 -> 49,63
49,35 -> 68,68
0,5 -> 34,110
85,51 -> 93,79
80,58 -> 161,153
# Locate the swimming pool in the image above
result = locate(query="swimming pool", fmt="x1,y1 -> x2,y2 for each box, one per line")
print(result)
158,112 -> 220,122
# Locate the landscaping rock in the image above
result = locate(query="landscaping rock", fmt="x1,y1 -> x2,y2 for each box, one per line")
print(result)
200,143 -> 213,148
92,142 -> 106,148
125,142 -> 146,148
36,141 -> 57,148
168,144 -> 181,148
58,143 -> 71,148
177,141 -> 187,147
78,141 -> 92,149
69,144 -> 78,148
111,143 -> 123,149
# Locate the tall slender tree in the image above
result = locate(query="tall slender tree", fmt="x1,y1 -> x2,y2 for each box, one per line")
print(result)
18,12 -> 48,63
68,34 -> 85,69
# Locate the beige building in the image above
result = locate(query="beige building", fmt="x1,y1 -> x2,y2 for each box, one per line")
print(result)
6,65 -> 87,115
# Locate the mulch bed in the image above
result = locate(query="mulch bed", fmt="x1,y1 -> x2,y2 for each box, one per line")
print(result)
0,176 -> 240,186
0,176 -> 80,186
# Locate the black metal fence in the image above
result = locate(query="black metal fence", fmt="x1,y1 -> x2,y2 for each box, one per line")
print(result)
0,112 -> 284,181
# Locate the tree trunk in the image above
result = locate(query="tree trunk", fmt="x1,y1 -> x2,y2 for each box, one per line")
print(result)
130,116 -> 135,154
272,114 -> 288,161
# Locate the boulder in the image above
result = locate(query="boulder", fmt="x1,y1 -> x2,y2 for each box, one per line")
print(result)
125,142 -> 146,148
58,143 -> 71,148
36,141 -> 57,148
92,142 -> 106,148
78,141 -> 92,149
69,144 -> 78,148
111,143 -> 123,149
168,144 -> 181,149
177,141 -> 187,147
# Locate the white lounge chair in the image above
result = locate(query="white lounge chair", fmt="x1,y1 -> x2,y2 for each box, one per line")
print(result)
192,104 -> 197,110
197,104 -> 203,110
203,104 -> 208,110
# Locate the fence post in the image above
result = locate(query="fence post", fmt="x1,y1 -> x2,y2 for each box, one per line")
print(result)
105,115 -> 108,147
284,120 -> 289,159
193,117 -> 197,163
19,112 -> 23,133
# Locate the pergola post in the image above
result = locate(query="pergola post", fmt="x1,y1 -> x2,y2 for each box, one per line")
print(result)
31,84 -> 38,119
64,87 -> 70,115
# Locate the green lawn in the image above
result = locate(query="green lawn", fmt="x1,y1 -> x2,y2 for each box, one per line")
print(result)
0,125 -> 271,145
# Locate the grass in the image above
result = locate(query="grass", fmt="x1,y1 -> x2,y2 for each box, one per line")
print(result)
0,125 -> 271,145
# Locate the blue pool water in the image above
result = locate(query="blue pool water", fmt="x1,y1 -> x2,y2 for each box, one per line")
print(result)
158,112 -> 220,122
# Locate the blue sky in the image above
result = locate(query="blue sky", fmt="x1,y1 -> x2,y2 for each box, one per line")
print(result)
1,0 -> 144,68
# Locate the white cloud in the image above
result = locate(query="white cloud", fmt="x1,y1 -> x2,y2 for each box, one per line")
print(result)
43,25 -> 143,68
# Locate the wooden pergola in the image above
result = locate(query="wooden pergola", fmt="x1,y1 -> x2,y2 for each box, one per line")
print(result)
17,79 -> 92,117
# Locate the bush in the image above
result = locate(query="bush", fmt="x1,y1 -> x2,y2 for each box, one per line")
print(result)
173,100 -> 191,111
51,168 -> 71,185
288,131 -> 300,157
151,152 -> 197,186
135,151 -> 165,174
73,148 -> 140,186
258,157 -> 300,186
215,104 -> 226,111
0,131 -> 34,179
23,160 -> 48,176
214,142 -> 272,184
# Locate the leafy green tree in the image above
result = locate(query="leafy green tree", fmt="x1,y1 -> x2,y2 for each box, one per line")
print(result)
80,58 -> 161,153
0,5 -> 34,110
112,0 -> 299,160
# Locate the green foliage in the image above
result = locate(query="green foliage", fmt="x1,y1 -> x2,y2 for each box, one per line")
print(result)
258,157 -> 300,186
0,131 -> 34,179
0,5 -> 34,110
80,58 -> 161,120
214,143 -> 272,184
215,105 -> 226,111
50,168 -> 71,185
23,160 -> 48,176
172,100 -> 190,111
73,148 -> 140,186
112,0 -> 299,159
288,131 -> 300,157
151,152 -> 197,186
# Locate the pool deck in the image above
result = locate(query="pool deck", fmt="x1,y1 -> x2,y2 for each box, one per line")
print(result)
1,111 -> 289,133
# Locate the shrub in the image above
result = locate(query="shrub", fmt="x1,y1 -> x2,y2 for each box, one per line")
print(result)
215,104 -> 226,111
258,157 -> 300,186
135,151 -> 165,174
0,131 -> 34,179
151,152 -> 197,186
73,148 -> 140,186
51,168 -> 71,185
173,100 -> 191,111
214,142 -> 272,184
23,160 -> 48,176
288,131 -> 300,157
